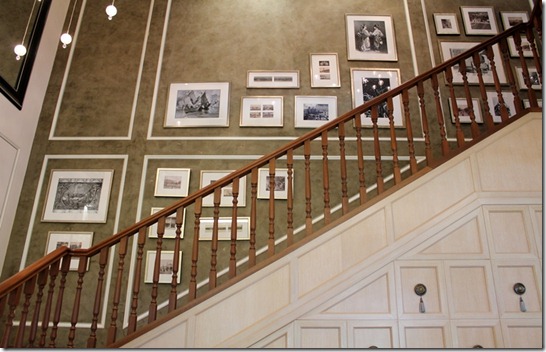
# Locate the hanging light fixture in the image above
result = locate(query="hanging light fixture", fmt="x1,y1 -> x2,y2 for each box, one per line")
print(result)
14,0 -> 39,60
106,0 -> 117,20
60,0 -> 78,48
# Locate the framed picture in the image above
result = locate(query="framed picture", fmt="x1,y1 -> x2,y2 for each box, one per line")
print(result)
42,169 -> 114,223
257,168 -> 292,200
144,251 -> 182,284
448,98 -> 483,124
200,171 -> 247,207
240,96 -> 283,127
506,35 -> 536,58
45,231 -> 94,271
439,42 -> 506,85
433,13 -> 460,35
164,82 -> 230,128
350,68 -> 403,128
309,53 -> 341,88
500,11 -> 529,30
486,91 -> 516,122
345,14 -> 398,61
460,6 -> 499,36
294,96 -> 337,128
154,168 -> 190,197
515,66 -> 542,90
198,217 -> 250,241
247,71 -> 299,88
523,99 -> 542,108
148,207 -> 186,239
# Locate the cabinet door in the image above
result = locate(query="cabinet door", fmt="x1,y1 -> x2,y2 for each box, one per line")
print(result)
452,320 -> 503,348
295,321 -> 346,348
501,319 -> 543,348
399,320 -> 451,348
349,321 -> 398,348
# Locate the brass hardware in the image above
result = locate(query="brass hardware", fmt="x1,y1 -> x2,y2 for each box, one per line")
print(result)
513,282 -> 527,312
414,283 -> 427,313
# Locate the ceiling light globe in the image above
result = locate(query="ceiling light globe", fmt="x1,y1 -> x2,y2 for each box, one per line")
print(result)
106,4 -> 117,20
14,44 -> 27,60
60,33 -> 73,48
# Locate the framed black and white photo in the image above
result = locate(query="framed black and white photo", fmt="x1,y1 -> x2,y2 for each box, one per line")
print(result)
448,98 -> 483,124
154,168 -> 190,197
42,169 -> 114,223
486,91 -> 516,122
257,168 -> 291,200
144,250 -> 182,284
350,68 -> 403,128
500,11 -> 529,30
515,66 -> 542,90
200,171 -> 247,207
164,82 -> 230,128
240,96 -> 283,127
310,53 -> 341,88
247,71 -> 299,88
345,14 -> 398,61
148,207 -> 186,239
45,231 -> 94,271
433,13 -> 460,35
460,6 -> 499,36
294,96 -> 337,128
198,217 -> 250,241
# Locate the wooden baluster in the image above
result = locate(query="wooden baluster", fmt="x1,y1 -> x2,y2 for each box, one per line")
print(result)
128,227 -> 146,333
15,277 -> 36,347
304,140 -> 313,234
354,114 -> 367,204
338,122 -> 349,214
371,105 -> 384,193
472,51 -> 495,129
286,149 -> 294,246
459,58 -> 480,138
148,218 -> 165,324
267,161 -> 276,256
387,97 -> 401,183
445,67 -> 465,146
525,26 -> 541,84
512,33 -> 538,108
49,256 -> 70,348
229,179 -> 239,278
0,295 -> 6,347
402,90 -> 418,174
1,285 -> 22,347
67,257 -> 88,348
486,45 -> 509,122
108,236 -> 129,343
416,81 -> 432,165
169,207 -> 184,311
501,35 -> 524,114
431,74 -> 450,155
249,169 -> 258,267
209,188 -> 221,289
28,269 -> 48,347
87,247 -> 108,348
189,198 -> 202,299
321,131 -> 331,224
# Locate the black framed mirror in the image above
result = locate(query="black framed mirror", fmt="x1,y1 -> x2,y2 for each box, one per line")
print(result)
0,0 -> 51,110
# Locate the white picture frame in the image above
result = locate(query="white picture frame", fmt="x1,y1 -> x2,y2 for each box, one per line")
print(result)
345,14 -> 398,61
246,71 -> 300,88
433,13 -> 460,35
294,95 -> 337,128
448,98 -> 483,124
500,11 -> 529,30
515,66 -> 542,90
309,53 -> 341,88
257,168 -> 292,200
486,91 -> 517,123
45,231 -> 94,271
198,217 -> 250,241
240,96 -> 283,127
144,250 -> 182,284
200,170 -> 247,207
148,207 -> 186,239
154,168 -> 190,197
460,6 -> 499,36
507,35 -> 536,58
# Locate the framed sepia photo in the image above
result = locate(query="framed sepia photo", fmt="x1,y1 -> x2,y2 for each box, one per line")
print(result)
310,53 -> 341,87
460,6 -> 499,36
42,169 -> 114,223
506,35 -> 536,58
154,168 -> 190,197
164,82 -> 230,128
200,171 -> 247,207
294,95 -> 337,128
486,91 -> 516,122
257,168 -> 291,200
433,13 -> 460,35
345,14 -> 398,61
350,68 -> 403,128
144,250 -> 182,284
240,96 -> 283,127
448,98 -> 483,124
148,207 -> 186,239
198,217 -> 250,241
247,71 -> 300,88
515,66 -> 542,90
45,231 -> 94,271
500,11 -> 529,30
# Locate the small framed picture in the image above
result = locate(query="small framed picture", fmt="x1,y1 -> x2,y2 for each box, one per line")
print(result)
515,66 -> 542,90
257,168 -> 292,200
198,217 -> 250,241
433,13 -> 460,35
294,96 -> 337,128
345,14 -> 398,61
45,231 -> 94,271
247,71 -> 300,88
460,6 -> 499,36
240,96 -> 283,127
200,171 -> 247,207
506,35 -> 536,58
164,82 -> 230,128
486,91 -> 516,122
144,250 -> 182,284
309,53 -> 341,88
42,169 -> 114,223
148,207 -> 186,239
500,11 -> 529,30
154,168 -> 190,197
448,98 -> 483,124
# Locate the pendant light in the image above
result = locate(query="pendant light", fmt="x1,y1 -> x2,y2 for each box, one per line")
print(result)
14,0 -> 39,60
106,1 -> 117,20
60,0 -> 78,48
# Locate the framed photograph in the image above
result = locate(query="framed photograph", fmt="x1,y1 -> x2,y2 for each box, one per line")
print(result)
42,169 -> 114,223
257,168 -> 292,200
433,13 -> 460,35
45,231 -> 94,271
144,251 -> 182,284
240,96 -> 283,127
154,168 -> 190,197
345,14 -> 398,61
486,91 -> 516,123
460,6 -> 499,36
523,99 -> 542,108
247,71 -> 299,88
148,207 -> 186,239
310,53 -> 341,88
294,96 -> 337,128
164,82 -> 230,128
198,217 -> 250,241
350,68 -> 403,128
439,42 -> 506,85
448,98 -> 483,124
200,171 -> 247,207
515,66 -> 542,90
506,35 -> 536,58
500,11 -> 529,30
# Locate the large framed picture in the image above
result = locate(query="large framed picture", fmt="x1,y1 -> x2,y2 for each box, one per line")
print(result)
247,71 -> 299,88
240,96 -> 283,127
499,11 -> 529,30
257,168 -> 291,200
42,169 -> 114,223
45,231 -> 94,271
294,95 -> 337,128
433,13 -> 460,35
148,207 -> 186,239
164,82 -> 230,128
144,250 -> 182,284
345,14 -> 398,61
448,98 -> 483,124
154,168 -> 190,197
486,91 -> 516,122
309,53 -> 341,88
200,170 -> 247,207
515,66 -> 542,90
350,68 -> 403,128
460,6 -> 499,36
198,217 -> 250,241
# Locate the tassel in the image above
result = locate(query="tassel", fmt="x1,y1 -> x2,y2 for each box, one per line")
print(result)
519,297 -> 527,312
419,297 -> 425,313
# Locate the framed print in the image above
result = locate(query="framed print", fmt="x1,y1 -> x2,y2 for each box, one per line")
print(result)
164,82 -> 230,128
247,71 -> 299,88
448,98 -> 483,124
144,251 -> 182,284
345,15 -> 398,61
523,99 -> 542,108
500,11 -> 529,30
460,6 -> 499,36
46,231 -> 94,271
433,13 -> 460,35
507,35 -> 536,58
257,168 -> 292,200
240,96 -> 283,127
200,171 -> 247,207
294,96 -> 337,128
199,217 -> 250,241
486,91 -> 516,122
148,207 -> 186,239
515,66 -> 542,90
154,168 -> 190,197
310,53 -> 341,88
350,68 -> 403,128
42,169 -> 114,223
439,42 -> 506,85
